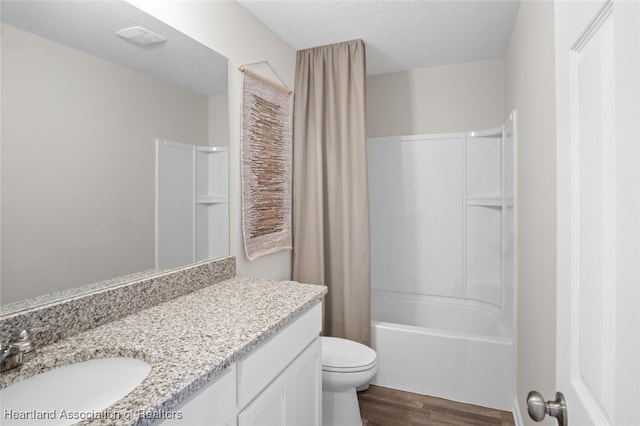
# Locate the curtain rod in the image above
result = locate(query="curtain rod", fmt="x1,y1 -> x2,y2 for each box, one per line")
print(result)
239,64 -> 292,96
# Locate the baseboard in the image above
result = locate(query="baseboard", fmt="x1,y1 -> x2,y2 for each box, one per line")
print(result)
513,397 -> 525,426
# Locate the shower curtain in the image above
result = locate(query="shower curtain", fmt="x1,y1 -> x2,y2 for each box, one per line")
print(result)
292,39 -> 371,345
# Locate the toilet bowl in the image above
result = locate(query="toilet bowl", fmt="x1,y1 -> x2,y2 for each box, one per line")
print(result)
321,336 -> 377,426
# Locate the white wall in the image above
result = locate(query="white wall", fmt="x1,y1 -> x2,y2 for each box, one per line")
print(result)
504,1 -> 557,424
366,59 -> 505,137
209,94 -> 229,148
127,0 -> 295,280
1,23 -> 209,303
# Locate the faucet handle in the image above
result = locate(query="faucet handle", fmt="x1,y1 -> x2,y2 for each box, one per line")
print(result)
13,330 -> 35,354
1,326 -> 49,371
14,325 -> 49,356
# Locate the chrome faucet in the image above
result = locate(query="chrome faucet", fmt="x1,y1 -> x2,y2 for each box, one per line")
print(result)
1,327 -> 47,372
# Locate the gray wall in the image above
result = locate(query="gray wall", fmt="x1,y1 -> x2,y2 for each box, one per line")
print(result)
366,59 -> 505,137
1,23 -> 209,303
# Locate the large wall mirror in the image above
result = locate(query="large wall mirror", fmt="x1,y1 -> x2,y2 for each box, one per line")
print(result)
1,0 -> 230,314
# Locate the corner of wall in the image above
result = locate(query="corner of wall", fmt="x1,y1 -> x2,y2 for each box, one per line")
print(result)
512,396 -> 525,426
504,2 -> 557,425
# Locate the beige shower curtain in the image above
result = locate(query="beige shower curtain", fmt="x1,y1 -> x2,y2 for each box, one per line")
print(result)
292,39 -> 370,346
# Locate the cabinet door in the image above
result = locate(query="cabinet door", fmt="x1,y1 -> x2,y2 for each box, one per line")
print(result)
238,338 -> 321,426
237,304 -> 321,408
285,338 -> 321,426
237,374 -> 286,426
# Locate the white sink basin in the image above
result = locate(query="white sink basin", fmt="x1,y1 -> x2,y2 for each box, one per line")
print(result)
0,357 -> 152,425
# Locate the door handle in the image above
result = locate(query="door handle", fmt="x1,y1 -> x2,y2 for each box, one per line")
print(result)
527,390 -> 568,426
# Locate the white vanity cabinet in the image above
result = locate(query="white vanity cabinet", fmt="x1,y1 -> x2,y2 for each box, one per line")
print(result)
158,302 -> 322,426
159,364 -> 237,426
237,305 -> 322,426
237,339 -> 320,426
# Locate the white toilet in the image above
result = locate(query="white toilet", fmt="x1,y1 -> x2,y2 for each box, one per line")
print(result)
321,336 -> 378,426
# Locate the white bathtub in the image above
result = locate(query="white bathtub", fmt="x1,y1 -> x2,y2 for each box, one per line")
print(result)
370,290 -> 514,410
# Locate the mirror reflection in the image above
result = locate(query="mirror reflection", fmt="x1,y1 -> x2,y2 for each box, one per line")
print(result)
1,0 -> 230,312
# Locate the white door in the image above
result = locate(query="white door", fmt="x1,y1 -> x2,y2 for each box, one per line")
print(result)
554,1 -> 640,425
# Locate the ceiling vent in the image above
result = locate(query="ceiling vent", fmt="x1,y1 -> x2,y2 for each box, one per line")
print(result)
116,26 -> 167,47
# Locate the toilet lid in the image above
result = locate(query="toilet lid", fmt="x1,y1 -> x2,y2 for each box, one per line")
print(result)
321,336 -> 377,373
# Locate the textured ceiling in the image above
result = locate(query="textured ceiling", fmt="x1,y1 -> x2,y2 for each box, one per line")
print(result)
238,0 -> 521,75
0,0 -> 228,96
1,1 -> 520,90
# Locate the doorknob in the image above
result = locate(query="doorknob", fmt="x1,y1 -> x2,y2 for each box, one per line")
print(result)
527,391 -> 567,426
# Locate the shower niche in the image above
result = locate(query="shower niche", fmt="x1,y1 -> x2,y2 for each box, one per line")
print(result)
368,112 -> 516,314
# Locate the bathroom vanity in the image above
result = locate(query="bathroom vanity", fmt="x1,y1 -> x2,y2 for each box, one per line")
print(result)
0,259 -> 326,426
163,303 -> 322,426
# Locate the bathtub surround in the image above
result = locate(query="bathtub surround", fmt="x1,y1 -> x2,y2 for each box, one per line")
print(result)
368,119 -> 516,312
0,257 -> 235,348
367,116 -> 516,410
292,40 -> 371,345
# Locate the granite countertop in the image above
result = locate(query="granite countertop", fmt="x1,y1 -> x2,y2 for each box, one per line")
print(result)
0,277 -> 327,426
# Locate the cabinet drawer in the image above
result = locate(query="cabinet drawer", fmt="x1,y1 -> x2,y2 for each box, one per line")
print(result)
237,302 -> 321,408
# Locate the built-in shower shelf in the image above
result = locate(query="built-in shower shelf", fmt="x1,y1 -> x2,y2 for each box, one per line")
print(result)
195,146 -> 229,153
466,196 -> 503,207
196,196 -> 228,205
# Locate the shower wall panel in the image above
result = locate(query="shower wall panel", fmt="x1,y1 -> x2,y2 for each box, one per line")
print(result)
368,116 -> 514,311
368,134 -> 464,298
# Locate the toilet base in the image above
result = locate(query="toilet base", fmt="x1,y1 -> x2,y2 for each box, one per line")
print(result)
356,383 -> 370,392
322,388 -> 362,426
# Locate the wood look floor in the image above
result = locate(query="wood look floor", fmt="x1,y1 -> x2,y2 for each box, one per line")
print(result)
358,385 -> 515,426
